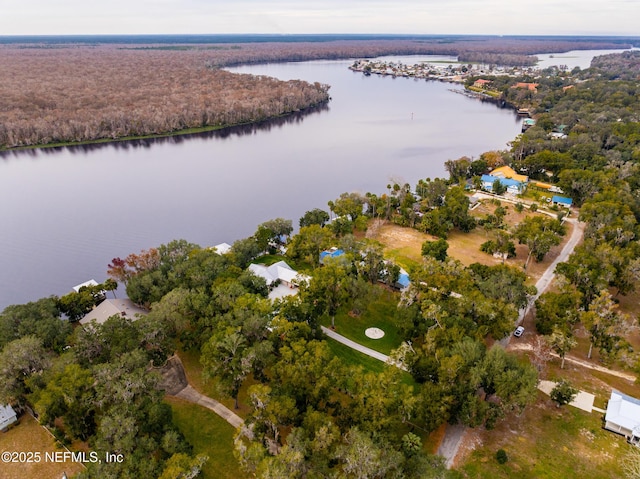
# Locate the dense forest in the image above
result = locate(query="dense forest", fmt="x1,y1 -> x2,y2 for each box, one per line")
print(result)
3,47 -> 640,478
0,36 -> 633,149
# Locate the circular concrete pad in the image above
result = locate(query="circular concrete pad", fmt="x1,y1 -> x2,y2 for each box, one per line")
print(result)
365,327 -> 385,339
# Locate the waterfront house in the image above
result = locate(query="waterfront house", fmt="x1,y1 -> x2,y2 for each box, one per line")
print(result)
605,390 -> 640,445
490,166 -> 529,184
473,79 -> 492,88
481,174 -> 526,195
79,298 -> 146,325
72,279 -> 99,293
212,242 -> 232,255
0,404 -> 17,431
248,261 -> 310,288
513,82 -> 539,92
248,260 -> 310,300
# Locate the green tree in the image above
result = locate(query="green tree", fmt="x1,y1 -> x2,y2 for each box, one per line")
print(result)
550,379 -> 578,407
255,218 -> 293,250
328,192 -> 365,221
357,243 -> 385,283
492,178 -> 507,195
287,224 -> 334,266
271,339 -> 344,412
247,384 -> 298,445
443,186 -> 476,232
581,289 -> 629,362
34,363 -> 96,440
231,237 -> 263,269
547,326 -> 577,369
0,297 -> 70,353
444,156 -> 471,183
158,454 -> 208,479
201,329 -> 254,409
513,216 -> 565,270
0,336 -> 51,405
534,290 -> 581,335
300,259 -> 351,328
422,239 -> 449,262
299,208 -> 330,228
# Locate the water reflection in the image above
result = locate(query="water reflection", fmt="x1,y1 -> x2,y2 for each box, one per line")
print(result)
0,102 -> 330,159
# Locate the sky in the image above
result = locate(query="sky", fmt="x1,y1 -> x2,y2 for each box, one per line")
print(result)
1,0 -> 639,36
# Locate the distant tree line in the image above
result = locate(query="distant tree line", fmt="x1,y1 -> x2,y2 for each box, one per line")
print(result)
0,36 -> 631,148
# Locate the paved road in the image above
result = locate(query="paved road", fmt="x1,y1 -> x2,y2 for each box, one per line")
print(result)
174,384 -> 244,428
531,218 -> 585,304
444,217 -> 585,468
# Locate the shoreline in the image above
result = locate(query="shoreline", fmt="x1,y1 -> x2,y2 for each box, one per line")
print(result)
0,100 -> 330,153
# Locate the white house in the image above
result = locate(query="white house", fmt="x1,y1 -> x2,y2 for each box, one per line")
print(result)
248,261 -> 311,300
212,243 -> 232,255
248,261 -> 309,287
79,298 -> 147,326
604,390 -> 640,444
72,279 -> 99,293
0,404 -> 17,431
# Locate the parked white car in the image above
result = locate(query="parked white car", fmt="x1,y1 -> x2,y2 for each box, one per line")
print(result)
514,326 -> 525,337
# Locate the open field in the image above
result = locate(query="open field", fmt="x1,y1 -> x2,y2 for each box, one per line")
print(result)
0,413 -> 85,479
457,391 -> 628,479
455,311 -> 640,478
368,197 -> 576,286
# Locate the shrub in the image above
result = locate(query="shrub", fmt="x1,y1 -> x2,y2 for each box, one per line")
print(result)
496,449 -> 508,464
551,379 -> 578,407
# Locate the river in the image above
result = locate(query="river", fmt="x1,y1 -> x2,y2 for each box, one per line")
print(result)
0,55 -> 526,308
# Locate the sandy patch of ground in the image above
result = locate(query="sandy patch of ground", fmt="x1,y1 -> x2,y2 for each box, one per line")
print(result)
367,215 -> 575,287
0,414 -> 85,479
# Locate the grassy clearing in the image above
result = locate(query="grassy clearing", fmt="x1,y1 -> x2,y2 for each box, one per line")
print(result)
367,222 -> 428,270
177,348 -> 255,418
369,197 -> 575,288
324,337 -> 417,388
320,288 -> 403,355
0,413 -> 84,479
325,337 -> 389,374
457,391 -> 627,479
166,397 -> 241,479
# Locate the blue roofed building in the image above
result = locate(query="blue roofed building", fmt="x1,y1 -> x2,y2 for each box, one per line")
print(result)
481,174 -> 526,195
551,195 -> 573,208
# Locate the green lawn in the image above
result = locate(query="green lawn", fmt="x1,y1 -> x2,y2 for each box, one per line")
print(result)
166,397 -> 242,479
325,337 -> 417,387
320,288 -> 404,355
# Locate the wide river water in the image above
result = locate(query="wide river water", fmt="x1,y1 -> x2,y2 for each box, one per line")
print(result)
0,52 -> 603,308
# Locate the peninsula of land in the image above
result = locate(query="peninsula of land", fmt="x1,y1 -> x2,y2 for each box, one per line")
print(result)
0,35 -> 633,149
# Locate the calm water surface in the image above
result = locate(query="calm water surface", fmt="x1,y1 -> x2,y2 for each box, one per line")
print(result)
1,56 -> 524,308
535,48 -> 636,70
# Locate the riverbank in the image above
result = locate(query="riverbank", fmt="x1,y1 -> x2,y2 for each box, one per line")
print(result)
0,100 -> 330,153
